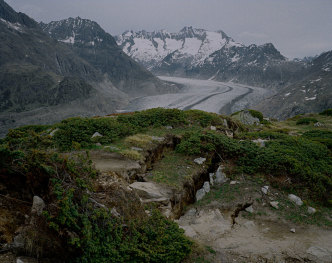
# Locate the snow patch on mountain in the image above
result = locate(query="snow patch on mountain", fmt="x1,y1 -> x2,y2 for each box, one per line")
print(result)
116,26 -> 239,68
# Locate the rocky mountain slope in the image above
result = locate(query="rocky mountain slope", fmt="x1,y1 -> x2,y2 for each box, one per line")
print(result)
116,27 -> 305,87
255,50 -> 332,119
0,0 -> 173,137
40,17 -> 170,96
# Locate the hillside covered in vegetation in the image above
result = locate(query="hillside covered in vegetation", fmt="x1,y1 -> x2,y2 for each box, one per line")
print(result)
0,108 -> 331,262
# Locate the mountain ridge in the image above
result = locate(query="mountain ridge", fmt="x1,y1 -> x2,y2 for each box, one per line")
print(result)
40,17 -> 174,97
116,27 -> 306,87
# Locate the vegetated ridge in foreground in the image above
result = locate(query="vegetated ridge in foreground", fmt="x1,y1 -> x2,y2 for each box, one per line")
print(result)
0,108 -> 331,262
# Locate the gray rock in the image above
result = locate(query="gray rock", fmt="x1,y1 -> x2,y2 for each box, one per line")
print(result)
252,138 -> 267,147
261,186 -> 269,194
104,146 -> 119,151
165,126 -> 173,130
308,206 -> 316,214
230,180 -> 238,185
95,143 -> 102,147
215,166 -> 227,184
196,189 -> 206,201
225,130 -> 234,138
203,182 -> 210,193
210,126 -> 217,131
238,110 -> 260,126
185,208 -> 197,217
245,205 -> 254,213
223,119 -> 228,128
111,207 -> 120,218
92,132 -> 103,138
307,246 -> 332,262
151,136 -> 164,142
243,220 -> 255,228
131,147 -> 143,151
129,182 -> 172,203
270,201 -> 279,209
13,233 -> 25,249
209,173 -> 214,186
31,196 -> 45,216
194,157 -> 206,165
288,194 -> 303,206
16,257 -> 38,263
49,128 -> 59,137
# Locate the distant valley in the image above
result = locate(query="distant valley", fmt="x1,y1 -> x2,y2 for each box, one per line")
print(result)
117,27 -> 332,119
0,0 -> 331,138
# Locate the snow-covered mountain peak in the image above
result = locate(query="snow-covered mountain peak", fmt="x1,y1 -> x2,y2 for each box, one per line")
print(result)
40,17 -> 117,47
116,27 -> 235,69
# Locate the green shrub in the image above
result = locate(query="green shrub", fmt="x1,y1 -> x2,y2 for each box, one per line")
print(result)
53,117 -> 135,151
319,109 -> 332,116
296,118 -> 318,125
117,108 -> 187,128
45,154 -> 191,262
184,110 -> 223,127
176,130 -> 332,203
302,130 -> 332,151
1,145 -> 192,262
248,109 -> 264,122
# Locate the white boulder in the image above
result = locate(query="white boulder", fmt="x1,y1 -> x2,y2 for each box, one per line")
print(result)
196,189 -> 206,201
203,182 -> 210,193
308,206 -> 316,214
288,194 -> 303,206
31,196 -> 45,216
252,138 -> 268,147
92,132 -> 103,138
209,173 -> 214,186
245,205 -> 254,213
215,166 -> 227,184
261,186 -> 269,194
270,201 -> 279,209
194,157 -> 206,165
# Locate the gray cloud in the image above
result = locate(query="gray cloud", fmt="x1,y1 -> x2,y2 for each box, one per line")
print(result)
6,0 -> 332,58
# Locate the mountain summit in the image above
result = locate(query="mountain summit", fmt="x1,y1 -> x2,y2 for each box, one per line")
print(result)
116,27 -> 235,70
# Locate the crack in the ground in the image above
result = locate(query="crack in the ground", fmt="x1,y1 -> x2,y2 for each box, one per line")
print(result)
231,201 -> 253,226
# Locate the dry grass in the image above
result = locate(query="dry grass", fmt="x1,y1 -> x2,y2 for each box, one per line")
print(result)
120,149 -> 143,161
125,134 -> 153,149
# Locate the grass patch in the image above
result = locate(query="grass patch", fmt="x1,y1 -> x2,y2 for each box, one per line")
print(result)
196,183 -> 242,206
120,149 -> 143,161
296,117 -> 318,125
274,196 -> 332,227
147,151 -> 198,189
124,134 -> 153,149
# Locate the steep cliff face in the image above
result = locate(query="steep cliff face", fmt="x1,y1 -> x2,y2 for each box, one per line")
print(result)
0,0 -> 127,137
0,0 -> 177,137
40,17 -> 172,97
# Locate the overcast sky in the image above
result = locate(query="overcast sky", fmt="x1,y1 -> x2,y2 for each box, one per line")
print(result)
7,0 -> 332,58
